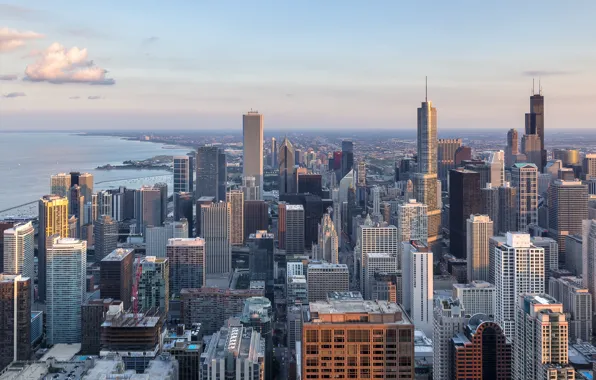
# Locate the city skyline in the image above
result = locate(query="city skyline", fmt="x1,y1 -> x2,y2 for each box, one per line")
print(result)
1,1 -> 596,130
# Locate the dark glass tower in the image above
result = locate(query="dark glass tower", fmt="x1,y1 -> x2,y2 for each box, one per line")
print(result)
525,83 -> 545,171
341,140 -> 354,178
449,168 -> 482,258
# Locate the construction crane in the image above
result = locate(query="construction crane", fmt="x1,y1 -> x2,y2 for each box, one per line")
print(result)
131,258 -> 143,316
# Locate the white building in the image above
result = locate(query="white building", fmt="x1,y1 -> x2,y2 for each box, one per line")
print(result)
356,217 -> 399,289
201,202 -> 231,274
511,163 -> 538,232
402,241 -> 433,336
433,298 -> 468,380
363,252 -> 398,300
313,213 -> 338,264
452,281 -> 495,317
286,261 -> 305,278
243,111 -> 264,200
397,199 -> 428,263
549,275 -> 592,341
3,222 -> 35,283
46,236 -> 86,345
466,214 -> 493,282
494,232 -> 544,338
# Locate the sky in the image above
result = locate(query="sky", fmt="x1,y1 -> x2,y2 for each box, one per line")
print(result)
0,1 -> 595,131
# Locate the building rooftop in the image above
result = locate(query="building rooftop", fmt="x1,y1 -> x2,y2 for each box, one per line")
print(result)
453,281 -> 495,290
167,237 -> 205,246
40,344 -> 81,361
286,204 -> 304,211
414,330 -> 433,354
102,307 -> 161,328
308,299 -> 412,325
326,292 -> 364,301
366,252 -> 393,258
249,230 -> 274,239
0,362 -> 49,380
0,274 -> 30,283
513,162 -> 538,169
288,275 -> 307,284
102,248 -> 134,261
307,263 -> 348,270
201,326 -> 264,362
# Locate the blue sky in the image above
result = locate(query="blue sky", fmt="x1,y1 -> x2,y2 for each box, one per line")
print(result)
1,1 -> 595,130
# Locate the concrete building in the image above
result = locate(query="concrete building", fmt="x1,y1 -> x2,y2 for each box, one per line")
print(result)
489,150 -> 505,187
2,222 -> 34,288
371,272 -> 399,303
244,200 -> 268,240
227,190 -> 244,246
93,215 -> 118,261
138,256 -> 170,314
549,275 -> 592,341
363,252 -> 397,300
397,199 -> 428,260
511,163 -> 538,232
438,138 -> 462,186
196,146 -> 225,201
50,172 -> 71,197
174,192 -> 194,237
505,128 -> 519,167
243,111 -> 264,200
433,298 -> 468,380
548,180 -> 588,254
480,185 -> 500,235
285,204 -> 305,255
286,305 -> 305,352
241,176 -> 260,201
166,238 -> 205,296
583,220 -> 596,312
449,168 -> 482,259
240,297 -> 273,380
452,281 -> 495,317
565,234 -> 583,275
100,248 -> 134,309
312,213 -> 338,264
173,155 -> 191,193
498,182 -> 517,234
287,275 -> 308,305
356,219 -> 399,289
278,137 -> 295,195
402,241 -> 433,336
200,202 -> 231,274
145,225 -> 170,257
531,236 -> 559,284
139,185 -> 162,232
46,236 -> 87,345
306,263 -> 349,303
0,274 -> 31,372
302,299 -> 415,379
81,298 -> 118,355
466,214 -> 493,282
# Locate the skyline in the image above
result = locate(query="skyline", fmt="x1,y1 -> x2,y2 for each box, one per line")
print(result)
1,1 -> 596,130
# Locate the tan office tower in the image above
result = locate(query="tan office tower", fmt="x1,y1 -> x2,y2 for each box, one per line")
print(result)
278,202 -> 287,249
201,202 -> 231,274
521,134 -> 542,170
38,195 -> 69,302
437,138 -> 462,185
78,172 -> 94,202
227,190 -> 244,246
466,215 -> 494,283
302,299 -> 415,379
243,111 -> 264,200
278,137 -> 295,195
50,173 -> 71,197
505,128 -> 519,168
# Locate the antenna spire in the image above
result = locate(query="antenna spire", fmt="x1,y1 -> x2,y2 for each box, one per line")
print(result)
425,76 -> 428,102
532,78 -> 535,95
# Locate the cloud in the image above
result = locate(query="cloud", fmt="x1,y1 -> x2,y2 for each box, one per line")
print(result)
142,36 -> 159,45
24,43 -> 115,85
0,74 -> 18,81
0,27 -> 44,52
522,70 -> 576,77
87,95 -> 102,100
3,92 -> 26,98
69,96 -> 80,99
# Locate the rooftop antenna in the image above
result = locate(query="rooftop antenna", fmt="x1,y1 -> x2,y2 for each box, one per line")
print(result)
539,77 -> 542,95
532,78 -> 535,95
425,76 -> 428,102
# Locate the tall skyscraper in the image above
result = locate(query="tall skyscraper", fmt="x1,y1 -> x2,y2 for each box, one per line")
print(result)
278,137 -> 295,195
167,238 -> 206,296
244,200 -> 269,240
0,274 -> 31,371
138,256 -> 169,314
453,281 -> 496,317
46,236 -> 86,345
248,231 -> 275,303
3,222 -> 34,285
341,140 -> 354,178
356,219 -> 399,289
489,150 -> 505,187
514,294 -> 574,380
438,138 -> 462,186
145,225 -> 170,257
449,169 -> 482,258
227,190 -> 244,246
243,111 -> 264,199
521,134 -> 542,169
582,220 -> 596,311
285,205 -> 304,255
197,146 -> 226,201
371,185 -> 380,215
201,202 -> 231,274
498,182 -> 517,234
240,297 -> 273,380
511,163 -> 538,232
433,298 -> 468,380
505,128 -> 519,167
402,240 -> 433,336
139,185 -> 162,232
173,155 -> 191,193
583,153 -> 596,179
100,248 -> 134,309
313,212 -> 338,263
241,176 -> 260,201
154,182 -> 168,224
0,221 -> 15,274
50,173 -> 71,197
548,275 -> 592,342
297,174 -> 323,197
38,195 -> 69,302
480,184 -> 500,235
548,180 -> 588,254
466,215 -> 493,283
494,233 -> 545,338
271,137 -> 277,168
78,172 -> 94,203
524,83 -> 546,171
94,215 -> 118,261
397,199 -> 428,259
306,263 -> 349,303
363,252 -> 397,300
174,192 -> 193,237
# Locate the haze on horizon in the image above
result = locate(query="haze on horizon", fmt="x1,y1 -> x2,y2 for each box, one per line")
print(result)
0,1 -> 595,131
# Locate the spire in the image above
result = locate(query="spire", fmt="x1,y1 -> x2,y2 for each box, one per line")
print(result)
425,76 -> 428,102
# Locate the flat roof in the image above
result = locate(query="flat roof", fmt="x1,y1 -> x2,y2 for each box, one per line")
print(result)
102,248 -> 134,261
40,343 -> 81,361
286,204 -> 304,210
308,299 -> 411,324
0,362 -> 49,380
307,263 -> 348,270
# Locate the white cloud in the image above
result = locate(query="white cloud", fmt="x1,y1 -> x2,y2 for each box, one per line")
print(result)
0,27 -> 43,52
24,42 -> 115,85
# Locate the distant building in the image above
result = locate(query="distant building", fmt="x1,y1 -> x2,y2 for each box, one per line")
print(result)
100,248 -> 134,309
167,238 -> 205,296
285,205 -> 305,255
138,256 -> 170,315
466,214 -> 493,282
547,180 -> 588,254
287,275 -> 308,305
449,169 -> 482,258
243,111 -> 264,200
81,298 -> 118,355
227,190 -> 244,246
0,274 -> 31,371
438,138 -> 462,187
174,192 -> 194,238
174,155 -> 191,193
244,200 -> 268,240
200,202 -> 231,274
94,215 -> 118,261
50,172 -> 71,197
511,163 -> 538,233
433,298 -> 468,380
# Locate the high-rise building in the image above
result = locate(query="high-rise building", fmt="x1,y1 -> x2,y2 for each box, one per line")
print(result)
78,172 -> 94,203
271,137 -> 277,168
227,190 -> 244,246
174,192 -> 194,237
371,186 -> 380,215
38,195 -> 69,302
0,221 -> 15,274
96,190 -> 113,219
50,172 -> 71,197
81,298 -> 117,355
243,111 -> 264,199
201,325 -> 265,380
402,241 -> 433,336
489,150 -> 505,187
218,150 -> 227,202
46,236 -> 86,345
548,180 -> 588,254
94,215 -> 118,261
341,140 -> 354,178
139,185 -> 162,232
145,225 -> 170,257
417,85 -> 438,175
412,172 -> 442,248
438,138 -> 462,186
466,214 -> 493,283
167,238 -> 206,296
397,199 -> 428,258
505,128 -> 519,167
240,297 -> 273,380
287,275 -> 308,305
363,252 -> 397,300
100,248 -> 134,309
498,182 -> 517,234
433,298 -> 468,380
278,137 -> 295,195
285,205 -> 304,255
201,202 -> 231,274
524,84 -> 546,171
511,163 -> 538,232
297,174 -> 323,197
138,256 -> 169,314
278,202 -> 287,250
0,274 -> 31,371
582,220 -> 596,312
306,263 -> 349,303
452,315 -> 512,380
241,176 -> 260,201
548,275 -> 592,341
480,185 -> 500,235
3,222 -> 34,287
244,200 -> 269,240
531,236 -> 559,284
371,272 -> 399,303
554,148 -> 580,167
194,196 -> 214,237
521,134 -> 542,170
357,160 -> 366,187
494,233 -> 544,338
313,213 -> 338,264
248,231 -> 275,303
356,219 -> 399,289
197,146 -> 226,201
449,169 -> 482,258
514,294 -> 574,380
454,145 -> 472,166
453,281 -> 495,317
154,182 -> 168,224
583,153 -> 596,180
173,155 -> 191,193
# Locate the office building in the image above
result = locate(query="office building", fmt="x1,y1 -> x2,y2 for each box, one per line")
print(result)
81,298 -> 118,355
583,153 -> 596,179
50,172 -> 71,197
173,155 -> 191,193
285,205 -> 304,255
78,172 -> 94,203
180,288 -> 263,335
174,192 -> 194,237
94,215 -> 118,261
514,294 -> 574,380
453,281 -> 495,317
356,219 -> 399,291
454,145 -> 472,166
449,169 -> 482,258
511,163 -> 538,232
145,225 -> 170,257
548,180 -> 588,254
46,236 -> 86,345
139,185 -> 162,232
582,220 -> 596,316
201,202 -> 231,274
466,215 -> 493,282
302,299 -> 415,379
521,134 -> 542,169
244,200 -> 269,240
278,137 -> 295,195
531,236 -> 559,284
242,176 -> 260,201
433,298 -> 468,380
243,111 -> 264,199
549,275 -> 592,341
438,138 -> 462,186
397,199 -> 428,253
363,252 -> 397,300
402,241 -> 433,336
3,222 -> 34,288
195,196 -> 214,237
218,150 -> 227,202
371,272 -> 399,303
480,185 -> 500,234
100,248 -> 134,309
167,238 -> 206,296
554,148 -> 580,167
297,174 -> 323,197
498,182 -> 517,234
489,150 -> 505,187
565,234 -> 583,275
306,263 -> 349,303
227,190 -> 244,246
153,182 -> 168,224
240,297 -> 273,380
170,219 -> 189,239
138,256 -> 169,314
312,212 -> 338,263
197,146 -> 226,201
0,274 -> 31,372
505,128 -> 519,167
38,195 -> 69,302
452,315 -> 512,380
341,140 -> 354,178
200,325 -> 265,380
248,231 -> 275,303
0,221 -> 15,274
271,137 -> 277,168
524,84 -> 546,170
494,233 -> 545,338
287,275 -> 308,305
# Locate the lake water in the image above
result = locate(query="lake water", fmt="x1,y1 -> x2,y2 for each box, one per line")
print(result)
0,132 -> 193,213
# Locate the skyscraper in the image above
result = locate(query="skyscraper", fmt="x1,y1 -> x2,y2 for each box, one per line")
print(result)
0,221 -> 15,274
285,205 -> 304,255
452,281 -> 495,317
582,220 -> 596,311
100,248 -> 134,309
248,231 -> 275,303
505,128 -> 519,168
50,172 -> 71,197
548,180 -> 588,254
218,150 -> 227,202
466,215 -> 493,283
498,182 -> 517,234
241,176 -> 260,201
196,146 -> 225,200
94,215 -> 118,261
244,200 -> 269,240
397,199 -> 428,259
167,238 -> 206,296
313,212 -> 338,263
433,298 -> 468,380
402,240 -> 433,336
449,169 -> 482,258
511,163 -> 538,232
38,195 -> 69,302
521,134 -> 542,169
46,236 -> 86,345
271,137 -> 277,168
227,189 -> 244,246
173,155 -> 191,193
489,150 -> 505,187
243,111 -> 264,199
201,202 -> 231,274
138,256 -> 169,314
240,297 -> 273,380
480,184 -> 500,235
78,172 -> 94,203
341,140 -> 354,178
524,83 -> 546,171
3,222 -> 34,286
154,182 -> 168,224
278,137 -> 295,195
548,275 -> 592,342
438,138 -> 462,186
174,192 -> 194,237
145,225 -> 170,257
0,274 -> 31,371
139,185 -> 162,232
583,153 -> 596,179
356,219 -> 399,289
363,252 -> 397,300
